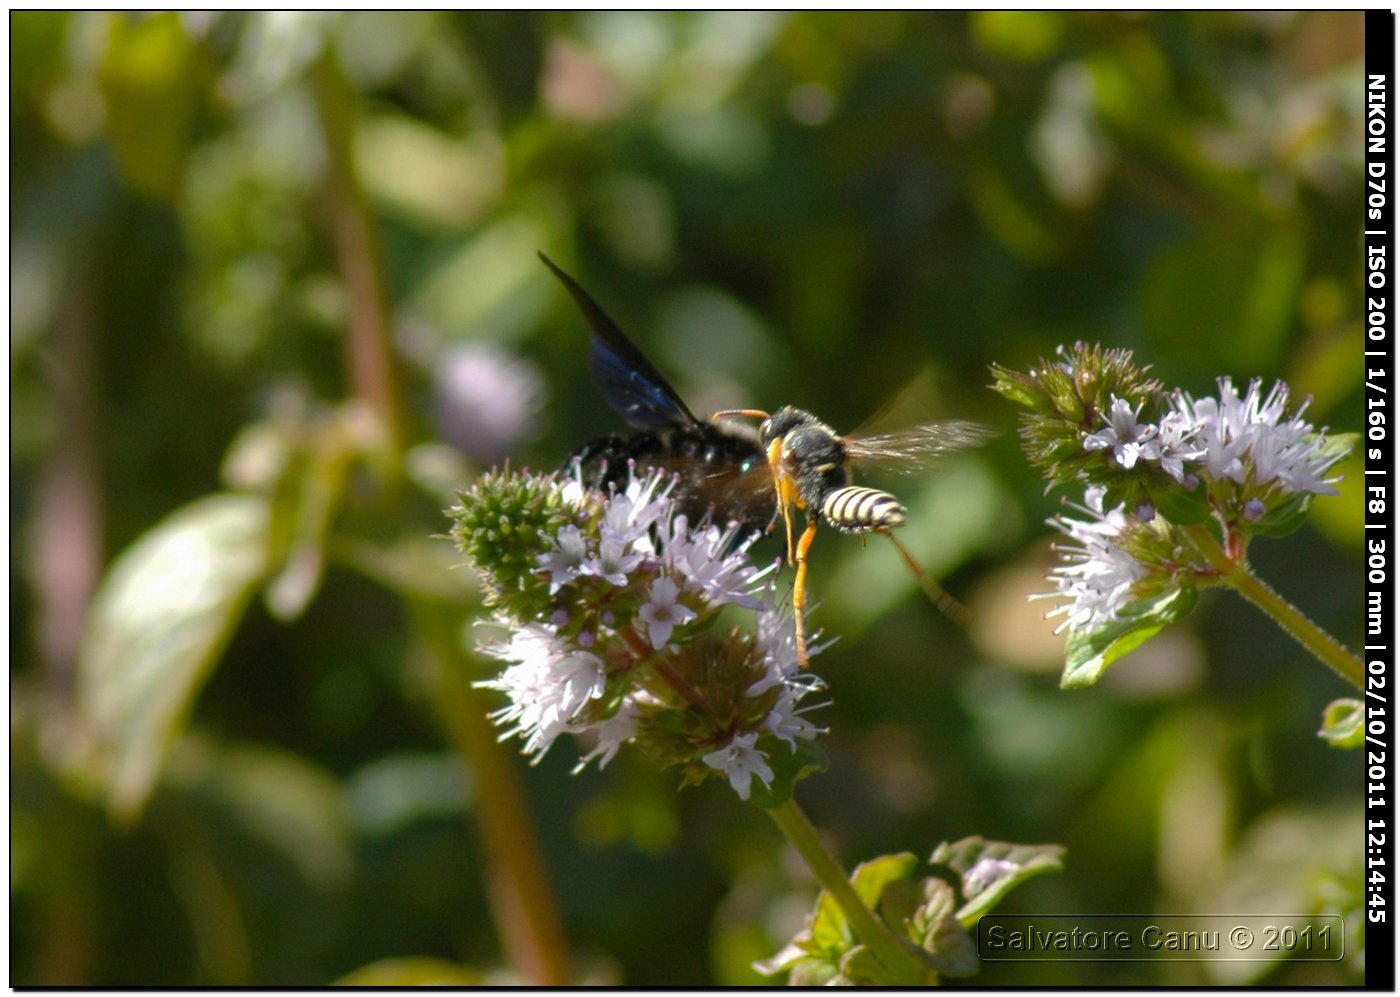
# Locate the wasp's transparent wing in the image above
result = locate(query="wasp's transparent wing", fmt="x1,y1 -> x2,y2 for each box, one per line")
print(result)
540,252 -> 698,430
843,421 -> 996,474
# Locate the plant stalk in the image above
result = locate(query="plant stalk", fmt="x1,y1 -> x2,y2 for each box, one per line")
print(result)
767,799 -> 927,983
1181,522 -> 1363,689
312,47 -> 405,467
414,603 -> 572,985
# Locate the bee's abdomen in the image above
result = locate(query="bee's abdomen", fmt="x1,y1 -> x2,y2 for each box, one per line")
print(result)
821,486 -> 906,533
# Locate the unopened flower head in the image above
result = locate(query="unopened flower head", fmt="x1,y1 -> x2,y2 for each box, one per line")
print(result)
450,466 -> 823,800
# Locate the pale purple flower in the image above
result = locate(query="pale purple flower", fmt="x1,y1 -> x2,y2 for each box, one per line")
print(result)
1140,410 -> 1205,483
1084,396 -> 1155,470
600,472 -> 671,548
702,733 -> 775,800
477,623 -> 607,760
573,700 -> 640,773
751,601 -> 805,686
672,523 -> 769,609
1041,487 -> 1146,635
436,344 -> 543,461
580,532 -> 646,586
539,524 -> 587,593
478,467 -> 828,792
965,857 -> 1019,895
1172,377 -> 1342,496
763,686 -> 825,747
638,576 -> 697,649
1248,415 -> 1341,496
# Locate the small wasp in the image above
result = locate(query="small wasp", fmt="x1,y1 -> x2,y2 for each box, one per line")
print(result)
541,253 -> 992,666
709,406 -> 993,665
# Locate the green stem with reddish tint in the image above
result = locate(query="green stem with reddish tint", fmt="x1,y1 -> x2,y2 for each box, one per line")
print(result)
1181,522 -> 1363,690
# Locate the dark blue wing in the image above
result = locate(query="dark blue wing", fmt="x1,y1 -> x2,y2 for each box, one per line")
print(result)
540,252 -> 697,430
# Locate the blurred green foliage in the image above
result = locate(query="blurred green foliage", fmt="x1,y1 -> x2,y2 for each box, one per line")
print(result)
11,11 -> 1365,986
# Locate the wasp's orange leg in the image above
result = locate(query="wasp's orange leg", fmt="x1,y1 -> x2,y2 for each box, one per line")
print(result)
781,499 -> 797,566
791,518 -> 819,668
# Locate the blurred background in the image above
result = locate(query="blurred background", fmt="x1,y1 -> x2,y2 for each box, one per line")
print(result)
10,11 -> 1365,986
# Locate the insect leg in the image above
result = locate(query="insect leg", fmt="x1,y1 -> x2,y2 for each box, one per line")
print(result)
792,518 -> 819,668
879,529 -> 973,628
782,499 -> 796,566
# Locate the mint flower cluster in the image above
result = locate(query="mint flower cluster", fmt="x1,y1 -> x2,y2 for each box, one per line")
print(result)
1049,376 -> 1346,633
992,344 -> 1352,685
449,467 -> 825,801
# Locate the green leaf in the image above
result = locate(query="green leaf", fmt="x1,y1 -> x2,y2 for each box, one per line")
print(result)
928,836 -> 1066,924
838,944 -> 888,986
851,852 -> 920,908
336,957 -> 484,986
99,12 -> 207,201
753,929 -> 841,985
168,739 -> 355,889
1318,699 -> 1364,750
809,882 -> 853,952
987,363 -> 1046,410
1061,584 -> 1196,688
1063,617 -> 1165,688
786,955 -> 841,987
751,938 -> 814,978
239,401 -> 393,621
1099,475 -> 1137,512
1143,474 -> 1210,525
78,493 -> 272,818
911,878 -> 978,978
1247,490 -> 1316,539
744,737 -> 828,808
263,427 -> 356,622
878,874 -> 923,929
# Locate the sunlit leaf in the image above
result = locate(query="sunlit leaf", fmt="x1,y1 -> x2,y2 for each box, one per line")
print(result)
851,851 -> 919,908
784,954 -> 841,987
928,836 -> 1066,924
1061,584 -> 1196,688
78,493 -> 271,818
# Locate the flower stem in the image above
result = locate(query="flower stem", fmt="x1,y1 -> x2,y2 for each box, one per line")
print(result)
767,800 -> 928,984
312,46 -> 405,468
1180,522 -> 1363,689
411,601 -> 572,985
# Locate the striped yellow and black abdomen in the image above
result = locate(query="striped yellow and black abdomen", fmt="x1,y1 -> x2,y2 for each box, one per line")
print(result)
820,486 -> 906,533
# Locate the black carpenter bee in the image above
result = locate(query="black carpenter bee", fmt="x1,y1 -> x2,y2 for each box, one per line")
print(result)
541,253 -> 992,666
539,253 -> 771,531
